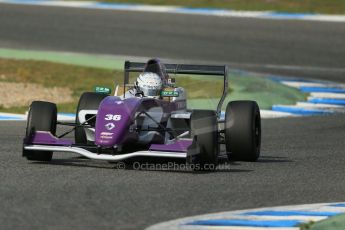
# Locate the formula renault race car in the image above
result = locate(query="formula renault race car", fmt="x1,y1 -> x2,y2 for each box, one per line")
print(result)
23,59 -> 261,169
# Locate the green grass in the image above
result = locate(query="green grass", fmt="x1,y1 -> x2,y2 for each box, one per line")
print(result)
188,72 -> 306,110
94,0 -> 345,14
300,221 -> 315,230
0,58 -> 306,113
304,213 -> 345,230
0,48 -> 124,70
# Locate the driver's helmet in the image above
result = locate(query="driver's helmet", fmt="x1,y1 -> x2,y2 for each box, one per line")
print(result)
136,72 -> 163,98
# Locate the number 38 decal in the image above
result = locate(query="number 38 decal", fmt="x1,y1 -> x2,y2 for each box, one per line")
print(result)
105,114 -> 122,121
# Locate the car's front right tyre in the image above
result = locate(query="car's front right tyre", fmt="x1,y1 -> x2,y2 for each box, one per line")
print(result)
23,101 -> 57,161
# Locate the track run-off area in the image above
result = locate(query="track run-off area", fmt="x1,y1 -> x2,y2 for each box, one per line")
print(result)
0,2 -> 345,230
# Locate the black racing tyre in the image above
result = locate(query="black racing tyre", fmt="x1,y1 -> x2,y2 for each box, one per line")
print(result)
225,100 -> 261,162
75,92 -> 107,145
187,110 -> 218,170
23,101 -> 57,161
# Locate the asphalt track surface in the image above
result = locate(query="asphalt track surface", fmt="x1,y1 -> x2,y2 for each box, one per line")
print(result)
1,3 -> 345,230
1,116 -> 345,230
0,3 -> 345,82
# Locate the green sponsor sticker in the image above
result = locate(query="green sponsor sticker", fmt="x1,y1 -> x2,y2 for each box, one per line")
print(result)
95,86 -> 111,94
161,91 -> 179,97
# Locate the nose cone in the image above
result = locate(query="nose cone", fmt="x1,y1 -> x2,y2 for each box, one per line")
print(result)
95,97 -> 142,147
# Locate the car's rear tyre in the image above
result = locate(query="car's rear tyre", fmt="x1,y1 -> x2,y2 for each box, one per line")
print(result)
75,92 -> 107,145
23,101 -> 57,161
187,110 -> 218,170
225,100 -> 261,162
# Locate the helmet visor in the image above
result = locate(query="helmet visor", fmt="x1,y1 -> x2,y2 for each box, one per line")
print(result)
142,88 -> 160,97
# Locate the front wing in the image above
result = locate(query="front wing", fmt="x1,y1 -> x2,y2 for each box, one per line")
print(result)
23,131 -> 190,162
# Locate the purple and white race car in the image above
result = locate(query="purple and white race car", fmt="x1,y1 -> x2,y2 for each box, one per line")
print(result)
23,59 -> 261,170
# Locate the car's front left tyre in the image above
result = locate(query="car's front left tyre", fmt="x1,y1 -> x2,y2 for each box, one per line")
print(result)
75,92 -> 108,145
225,100 -> 261,162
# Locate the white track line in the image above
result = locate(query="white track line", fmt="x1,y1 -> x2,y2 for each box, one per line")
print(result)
296,102 -> 345,109
146,203 -> 345,230
279,81 -> 343,89
260,110 -> 296,118
0,113 -> 75,121
310,92 -> 345,99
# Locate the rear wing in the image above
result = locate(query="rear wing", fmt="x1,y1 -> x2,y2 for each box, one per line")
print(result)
123,61 -> 229,117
